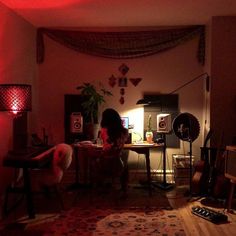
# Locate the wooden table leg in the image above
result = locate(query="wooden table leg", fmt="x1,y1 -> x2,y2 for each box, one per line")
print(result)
129,147 -> 152,196
144,149 -> 152,196
227,180 -> 235,212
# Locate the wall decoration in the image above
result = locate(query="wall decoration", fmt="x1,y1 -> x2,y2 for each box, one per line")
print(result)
108,74 -> 117,87
37,26 -> 205,65
129,78 -> 142,87
107,63 -> 142,105
119,96 -> 125,104
119,63 -> 129,75
120,88 -> 125,95
118,77 -> 128,87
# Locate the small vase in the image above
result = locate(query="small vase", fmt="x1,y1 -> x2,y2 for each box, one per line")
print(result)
145,131 -> 153,143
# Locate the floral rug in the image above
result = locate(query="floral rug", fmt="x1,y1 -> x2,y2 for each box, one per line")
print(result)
0,185 -> 186,235
25,206 -> 186,236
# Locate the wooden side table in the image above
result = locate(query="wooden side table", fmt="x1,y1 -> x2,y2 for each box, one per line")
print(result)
226,179 -> 236,212
2,146 -> 53,219
225,145 -> 236,212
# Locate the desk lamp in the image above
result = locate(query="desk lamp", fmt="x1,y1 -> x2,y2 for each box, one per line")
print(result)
0,84 -> 32,150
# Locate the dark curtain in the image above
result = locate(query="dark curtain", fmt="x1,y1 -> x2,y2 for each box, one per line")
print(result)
37,25 -> 205,64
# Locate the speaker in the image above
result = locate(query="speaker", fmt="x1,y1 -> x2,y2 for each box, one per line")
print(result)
157,113 -> 171,133
70,112 -> 83,133
225,146 -> 236,181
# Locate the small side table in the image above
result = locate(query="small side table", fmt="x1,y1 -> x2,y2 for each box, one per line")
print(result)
2,146 -> 53,219
225,145 -> 236,212
226,179 -> 236,212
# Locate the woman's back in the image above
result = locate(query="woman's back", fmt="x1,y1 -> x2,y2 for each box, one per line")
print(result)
100,108 -> 128,151
100,127 -> 128,151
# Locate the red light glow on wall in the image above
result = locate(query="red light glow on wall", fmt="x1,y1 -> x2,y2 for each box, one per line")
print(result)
0,84 -> 32,114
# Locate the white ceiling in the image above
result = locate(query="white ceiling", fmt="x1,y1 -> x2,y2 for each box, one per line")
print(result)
0,0 -> 236,27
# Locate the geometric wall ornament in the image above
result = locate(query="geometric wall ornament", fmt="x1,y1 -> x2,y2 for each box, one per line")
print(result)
129,78 -> 142,87
119,63 -> 129,75
108,74 -> 117,87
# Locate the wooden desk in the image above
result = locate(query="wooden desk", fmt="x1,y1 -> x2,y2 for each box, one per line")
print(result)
3,146 -> 54,219
73,143 -> 163,196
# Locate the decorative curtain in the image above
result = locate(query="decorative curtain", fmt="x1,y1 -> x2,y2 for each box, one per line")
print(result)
37,25 -> 205,65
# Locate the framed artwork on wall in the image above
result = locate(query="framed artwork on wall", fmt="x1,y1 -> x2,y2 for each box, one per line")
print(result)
118,77 -> 128,87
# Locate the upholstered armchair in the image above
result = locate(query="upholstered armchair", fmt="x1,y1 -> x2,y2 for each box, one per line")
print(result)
31,143 -> 73,208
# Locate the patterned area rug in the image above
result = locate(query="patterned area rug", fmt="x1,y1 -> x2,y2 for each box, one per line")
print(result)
26,206 -> 186,236
0,184 -> 186,235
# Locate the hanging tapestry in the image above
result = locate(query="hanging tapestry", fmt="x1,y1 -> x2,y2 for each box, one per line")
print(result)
37,25 -> 205,65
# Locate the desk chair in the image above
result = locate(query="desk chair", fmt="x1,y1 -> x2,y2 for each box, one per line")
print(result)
89,147 -> 128,198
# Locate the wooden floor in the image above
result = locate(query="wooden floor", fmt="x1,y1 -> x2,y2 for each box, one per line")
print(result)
1,172 -> 236,236
167,186 -> 236,236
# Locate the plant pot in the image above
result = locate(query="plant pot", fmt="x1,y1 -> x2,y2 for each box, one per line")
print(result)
93,123 -> 100,140
84,123 -> 100,141
145,131 -> 153,143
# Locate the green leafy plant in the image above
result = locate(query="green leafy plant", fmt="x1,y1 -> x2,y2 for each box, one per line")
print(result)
76,82 -> 112,123
147,114 -> 152,131
146,114 -> 153,143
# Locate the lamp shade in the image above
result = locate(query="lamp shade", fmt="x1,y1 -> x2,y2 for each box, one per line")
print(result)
136,98 -> 150,105
136,97 -> 161,106
0,84 -> 32,114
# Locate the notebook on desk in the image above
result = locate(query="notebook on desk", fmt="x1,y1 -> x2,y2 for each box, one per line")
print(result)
132,142 -> 155,146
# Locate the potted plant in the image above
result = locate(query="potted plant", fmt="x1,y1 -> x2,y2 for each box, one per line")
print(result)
76,82 -> 112,139
145,114 -> 153,143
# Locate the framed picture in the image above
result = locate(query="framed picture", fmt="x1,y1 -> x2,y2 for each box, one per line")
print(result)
118,77 -> 127,87
121,117 -> 129,129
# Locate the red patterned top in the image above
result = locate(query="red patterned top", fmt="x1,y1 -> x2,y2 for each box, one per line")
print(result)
100,127 -> 128,152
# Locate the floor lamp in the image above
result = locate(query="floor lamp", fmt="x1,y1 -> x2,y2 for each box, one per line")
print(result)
0,84 -> 32,150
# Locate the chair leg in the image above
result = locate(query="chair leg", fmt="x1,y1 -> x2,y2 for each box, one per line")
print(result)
120,167 -> 129,194
54,185 -> 65,210
226,181 -> 235,212
42,185 -> 65,211
2,185 -> 25,218
2,186 -> 9,217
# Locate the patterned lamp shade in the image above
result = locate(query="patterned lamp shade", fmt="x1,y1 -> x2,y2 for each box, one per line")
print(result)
0,84 -> 32,114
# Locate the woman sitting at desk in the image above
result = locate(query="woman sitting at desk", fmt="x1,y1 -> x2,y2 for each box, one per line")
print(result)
90,108 -> 129,193
100,108 -> 128,151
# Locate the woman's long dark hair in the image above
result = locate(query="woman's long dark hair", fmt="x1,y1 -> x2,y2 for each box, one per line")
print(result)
101,108 -> 127,145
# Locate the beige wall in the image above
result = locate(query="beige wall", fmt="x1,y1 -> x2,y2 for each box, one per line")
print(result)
0,3 -> 36,195
37,33 -> 205,171
211,16 -> 236,147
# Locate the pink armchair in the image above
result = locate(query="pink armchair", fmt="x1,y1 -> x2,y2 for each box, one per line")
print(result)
31,143 -> 73,209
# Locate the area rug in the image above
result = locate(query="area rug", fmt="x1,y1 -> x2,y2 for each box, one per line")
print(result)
0,185 -> 185,235
26,206 -> 186,236
72,183 -> 173,209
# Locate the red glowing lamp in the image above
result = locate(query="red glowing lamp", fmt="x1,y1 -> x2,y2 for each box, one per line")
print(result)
0,84 -> 32,115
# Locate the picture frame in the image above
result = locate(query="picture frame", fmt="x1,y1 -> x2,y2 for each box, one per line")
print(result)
118,77 -> 127,87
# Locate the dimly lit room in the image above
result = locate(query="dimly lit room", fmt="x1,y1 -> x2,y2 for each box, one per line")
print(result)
0,1 -> 236,235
